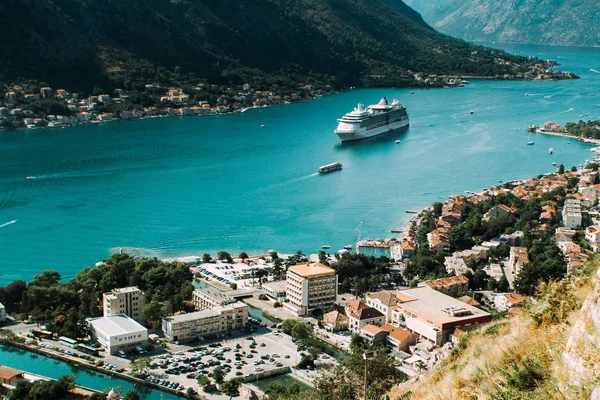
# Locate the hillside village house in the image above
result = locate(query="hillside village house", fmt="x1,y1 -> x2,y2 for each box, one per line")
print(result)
484,204 -> 515,220
391,287 -> 491,346
509,247 -> 529,275
345,300 -> 369,316
585,225 -> 600,252
360,324 -> 388,345
444,256 -> 471,275
386,327 -> 418,352
419,275 -> 469,297
494,293 -> 525,311
427,228 -> 449,252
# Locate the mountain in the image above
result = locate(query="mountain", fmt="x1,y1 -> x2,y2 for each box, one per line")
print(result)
426,0 -> 600,47
401,0 -> 450,15
0,0 -> 559,95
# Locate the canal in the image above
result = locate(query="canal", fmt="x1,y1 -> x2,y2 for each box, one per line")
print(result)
0,344 -> 178,399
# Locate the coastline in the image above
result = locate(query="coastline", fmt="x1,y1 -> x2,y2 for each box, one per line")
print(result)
532,129 -> 600,145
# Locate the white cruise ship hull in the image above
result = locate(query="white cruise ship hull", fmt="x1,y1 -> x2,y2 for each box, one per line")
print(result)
335,119 -> 409,142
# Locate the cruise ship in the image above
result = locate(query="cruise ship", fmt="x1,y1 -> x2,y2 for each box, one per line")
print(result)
334,97 -> 409,142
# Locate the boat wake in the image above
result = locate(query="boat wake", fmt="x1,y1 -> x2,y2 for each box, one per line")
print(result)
0,219 -> 17,228
590,69 -> 600,74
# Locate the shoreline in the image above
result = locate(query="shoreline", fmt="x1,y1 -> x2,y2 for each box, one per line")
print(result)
532,129 -> 600,145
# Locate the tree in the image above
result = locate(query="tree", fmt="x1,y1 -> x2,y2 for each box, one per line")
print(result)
557,164 -> 565,174
281,319 -> 297,335
349,333 -> 370,354
498,276 -> 510,292
213,366 -> 226,385
142,301 -> 166,331
239,252 -> 249,259
202,253 -> 212,263
291,322 -> 313,341
124,390 -> 141,400
131,357 -> 151,377
221,377 -> 244,398
197,374 -> 211,386
218,251 -> 233,262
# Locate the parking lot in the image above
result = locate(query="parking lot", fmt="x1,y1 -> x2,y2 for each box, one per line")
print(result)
143,329 -> 319,394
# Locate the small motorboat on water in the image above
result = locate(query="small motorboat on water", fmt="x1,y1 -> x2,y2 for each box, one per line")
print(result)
395,140 -> 401,144
409,91 -> 415,94
527,141 -> 535,145
552,162 -> 557,166
549,147 -> 554,154
470,111 -> 474,114
322,245 -> 331,249
343,245 -> 353,250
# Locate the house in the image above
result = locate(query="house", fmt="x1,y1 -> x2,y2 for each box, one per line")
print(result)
427,228 -> 449,251
391,287 -> 491,345
484,204 -> 515,220
386,327 -> 418,352
457,295 -> 481,306
345,300 -> 369,316
348,306 -> 385,333
499,231 -> 523,246
0,366 -> 24,385
585,225 -> 600,252
322,310 -> 349,332
0,302 -> 5,321
444,256 -> 471,275
494,293 -> 525,311
419,275 -> 469,296
399,240 -> 415,259
360,324 -> 388,345
365,291 -> 399,323
509,247 -> 529,275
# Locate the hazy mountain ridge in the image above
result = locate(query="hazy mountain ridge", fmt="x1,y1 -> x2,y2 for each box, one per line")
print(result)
426,0 -> 600,47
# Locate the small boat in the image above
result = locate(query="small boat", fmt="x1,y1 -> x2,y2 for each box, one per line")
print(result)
395,140 -> 401,144
552,162 -> 557,166
549,148 -> 554,154
525,93 -> 530,97
409,91 -> 415,94
343,245 -> 353,250
260,124 -> 265,127
527,141 -> 535,145
526,125 -> 538,132
470,111 -> 474,114
543,95 -> 551,99
318,162 -> 343,174
461,80 -> 469,85
322,245 -> 331,249
25,176 -> 35,180
498,180 -> 503,183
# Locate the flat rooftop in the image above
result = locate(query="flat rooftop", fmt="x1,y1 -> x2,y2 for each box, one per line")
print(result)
262,280 -> 287,292
87,314 -> 147,336
397,287 -> 490,325
288,263 -> 336,278
164,302 -> 247,324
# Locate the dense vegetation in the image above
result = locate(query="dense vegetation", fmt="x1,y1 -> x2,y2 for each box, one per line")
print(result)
0,254 -> 194,336
426,0 -> 600,47
565,120 -> 600,139
0,0 -> 554,98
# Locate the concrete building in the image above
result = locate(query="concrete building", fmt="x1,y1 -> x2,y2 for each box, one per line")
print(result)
444,256 -> 471,275
360,324 -> 388,345
87,314 -> 148,355
365,291 -> 399,323
484,204 -> 515,220
284,263 -> 337,316
322,310 -> 349,332
162,302 -> 248,342
386,327 -> 418,352
0,302 -> 5,322
103,287 -> 145,322
585,225 -> 600,252
192,287 -> 235,311
348,306 -> 385,333
509,247 -> 530,275
562,198 -> 582,228
391,287 -> 491,346
261,280 -> 287,302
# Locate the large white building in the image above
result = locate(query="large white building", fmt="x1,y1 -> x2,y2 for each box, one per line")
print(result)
103,286 -> 145,322
562,198 -> 582,229
192,287 -> 235,311
0,302 -> 5,322
87,314 -> 148,355
284,263 -> 338,316
162,302 -> 248,342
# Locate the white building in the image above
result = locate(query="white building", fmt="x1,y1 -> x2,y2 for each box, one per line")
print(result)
509,247 -> 529,275
444,256 -> 471,275
365,291 -> 398,323
0,302 -> 5,322
348,306 -> 385,333
562,198 -> 582,229
284,263 -> 337,316
162,302 -> 248,342
261,280 -> 287,302
87,314 -> 148,355
192,287 -> 235,311
494,293 -> 525,311
585,225 -> 600,252
103,287 -> 145,322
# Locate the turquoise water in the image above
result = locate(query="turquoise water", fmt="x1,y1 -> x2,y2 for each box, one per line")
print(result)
1,43 -> 600,285
0,345 -> 178,399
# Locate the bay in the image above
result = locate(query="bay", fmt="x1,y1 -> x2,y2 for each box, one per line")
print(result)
1,43 -> 600,285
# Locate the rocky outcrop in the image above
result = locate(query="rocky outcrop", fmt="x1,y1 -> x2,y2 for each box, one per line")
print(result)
562,267 -> 600,394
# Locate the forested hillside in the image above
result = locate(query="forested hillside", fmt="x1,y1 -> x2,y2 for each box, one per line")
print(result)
0,0 -> 558,95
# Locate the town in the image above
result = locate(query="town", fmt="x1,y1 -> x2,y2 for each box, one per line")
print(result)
1,157 -> 599,399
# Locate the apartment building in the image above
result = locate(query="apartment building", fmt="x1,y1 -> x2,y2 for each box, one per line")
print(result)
391,287 -> 491,346
562,198 -> 582,228
284,263 -> 337,316
162,302 -> 248,342
509,247 -> 530,275
192,286 -> 235,311
103,287 -> 145,322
